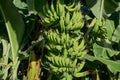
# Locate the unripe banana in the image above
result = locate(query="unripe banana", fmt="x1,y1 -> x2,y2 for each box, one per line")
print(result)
74,71 -> 89,77
54,56 -> 60,66
50,0 -> 58,19
65,58 -> 70,67
42,5 -> 49,17
72,59 -> 77,67
58,0 -> 65,17
76,60 -> 85,72
61,57 -> 65,67
79,50 -> 87,59
60,16 -> 65,32
93,19 -> 99,32
65,20 -> 73,31
72,12 -> 82,23
45,2 -> 53,17
65,2 -> 81,11
78,40 -> 85,50
65,12 -> 71,25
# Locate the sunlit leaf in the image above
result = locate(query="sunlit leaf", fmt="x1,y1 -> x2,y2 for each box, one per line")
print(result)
93,43 -> 119,59
13,0 -> 27,9
86,0 -> 119,18
85,54 -> 120,73
105,19 -> 115,40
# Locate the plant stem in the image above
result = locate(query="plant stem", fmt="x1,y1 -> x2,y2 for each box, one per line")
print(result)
27,51 -> 41,80
99,0 -> 104,21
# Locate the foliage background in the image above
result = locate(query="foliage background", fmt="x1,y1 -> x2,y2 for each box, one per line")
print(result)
0,0 -> 120,80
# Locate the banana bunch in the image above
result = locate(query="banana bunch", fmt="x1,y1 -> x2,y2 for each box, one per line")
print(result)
91,19 -> 106,42
93,19 -> 100,33
39,0 -> 66,28
59,0 -> 84,31
47,54 -> 89,78
45,30 -> 73,47
39,0 -> 59,27
45,31 -> 88,77
68,37 -> 87,59
38,0 -> 88,79
60,11 -> 84,31
45,30 -> 86,56
45,30 -> 61,45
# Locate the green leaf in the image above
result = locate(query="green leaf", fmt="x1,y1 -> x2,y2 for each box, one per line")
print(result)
93,43 -> 119,58
85,54 -> 120,73
105,19 -> 115,40
106,49 -> 119,57
86,0 -> 102,19
0,0 -> 25,79
93,43 -> 108,58
98,58 -> 120,73
0,0 -> 25,58
86,0 -> 119,18
112,25 -> 120,42
13,0 -> 27,9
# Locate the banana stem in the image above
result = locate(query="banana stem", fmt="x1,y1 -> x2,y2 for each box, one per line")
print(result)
27,51 -> 41,80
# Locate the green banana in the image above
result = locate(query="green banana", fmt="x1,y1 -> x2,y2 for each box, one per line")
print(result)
62,57 -> 66,67
77,61 -> 85,72
56,0 -> 59,16
60,16 -> 65,32
72,59 -> 77,67
65,2 -> 81,11
72,21 -> 84,30
58,57 -> 63,66
46,30 -> 61,45
65,20 -> 73,31
65,58 -> 70,67
40,1 -> 60,27
79,50 -> 87,59
65,11 -> 83,30
63,48 -> 68,57
50,0 -> 58,19
72,11 -> 82,22
55,56 -> 60,66
71,11 -> 77,21
93,19 -> 99,32
42,5 -> 50,18
58,0 -> 65,16
78,40 -> 85,51
41,18 -> 52,27
65,12 -> 71,25
74,71 -> 89,77
45,2 -> 54,18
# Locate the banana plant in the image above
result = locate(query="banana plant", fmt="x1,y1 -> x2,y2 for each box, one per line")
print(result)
0,0 -> 25,79
0,0 -> 119,79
